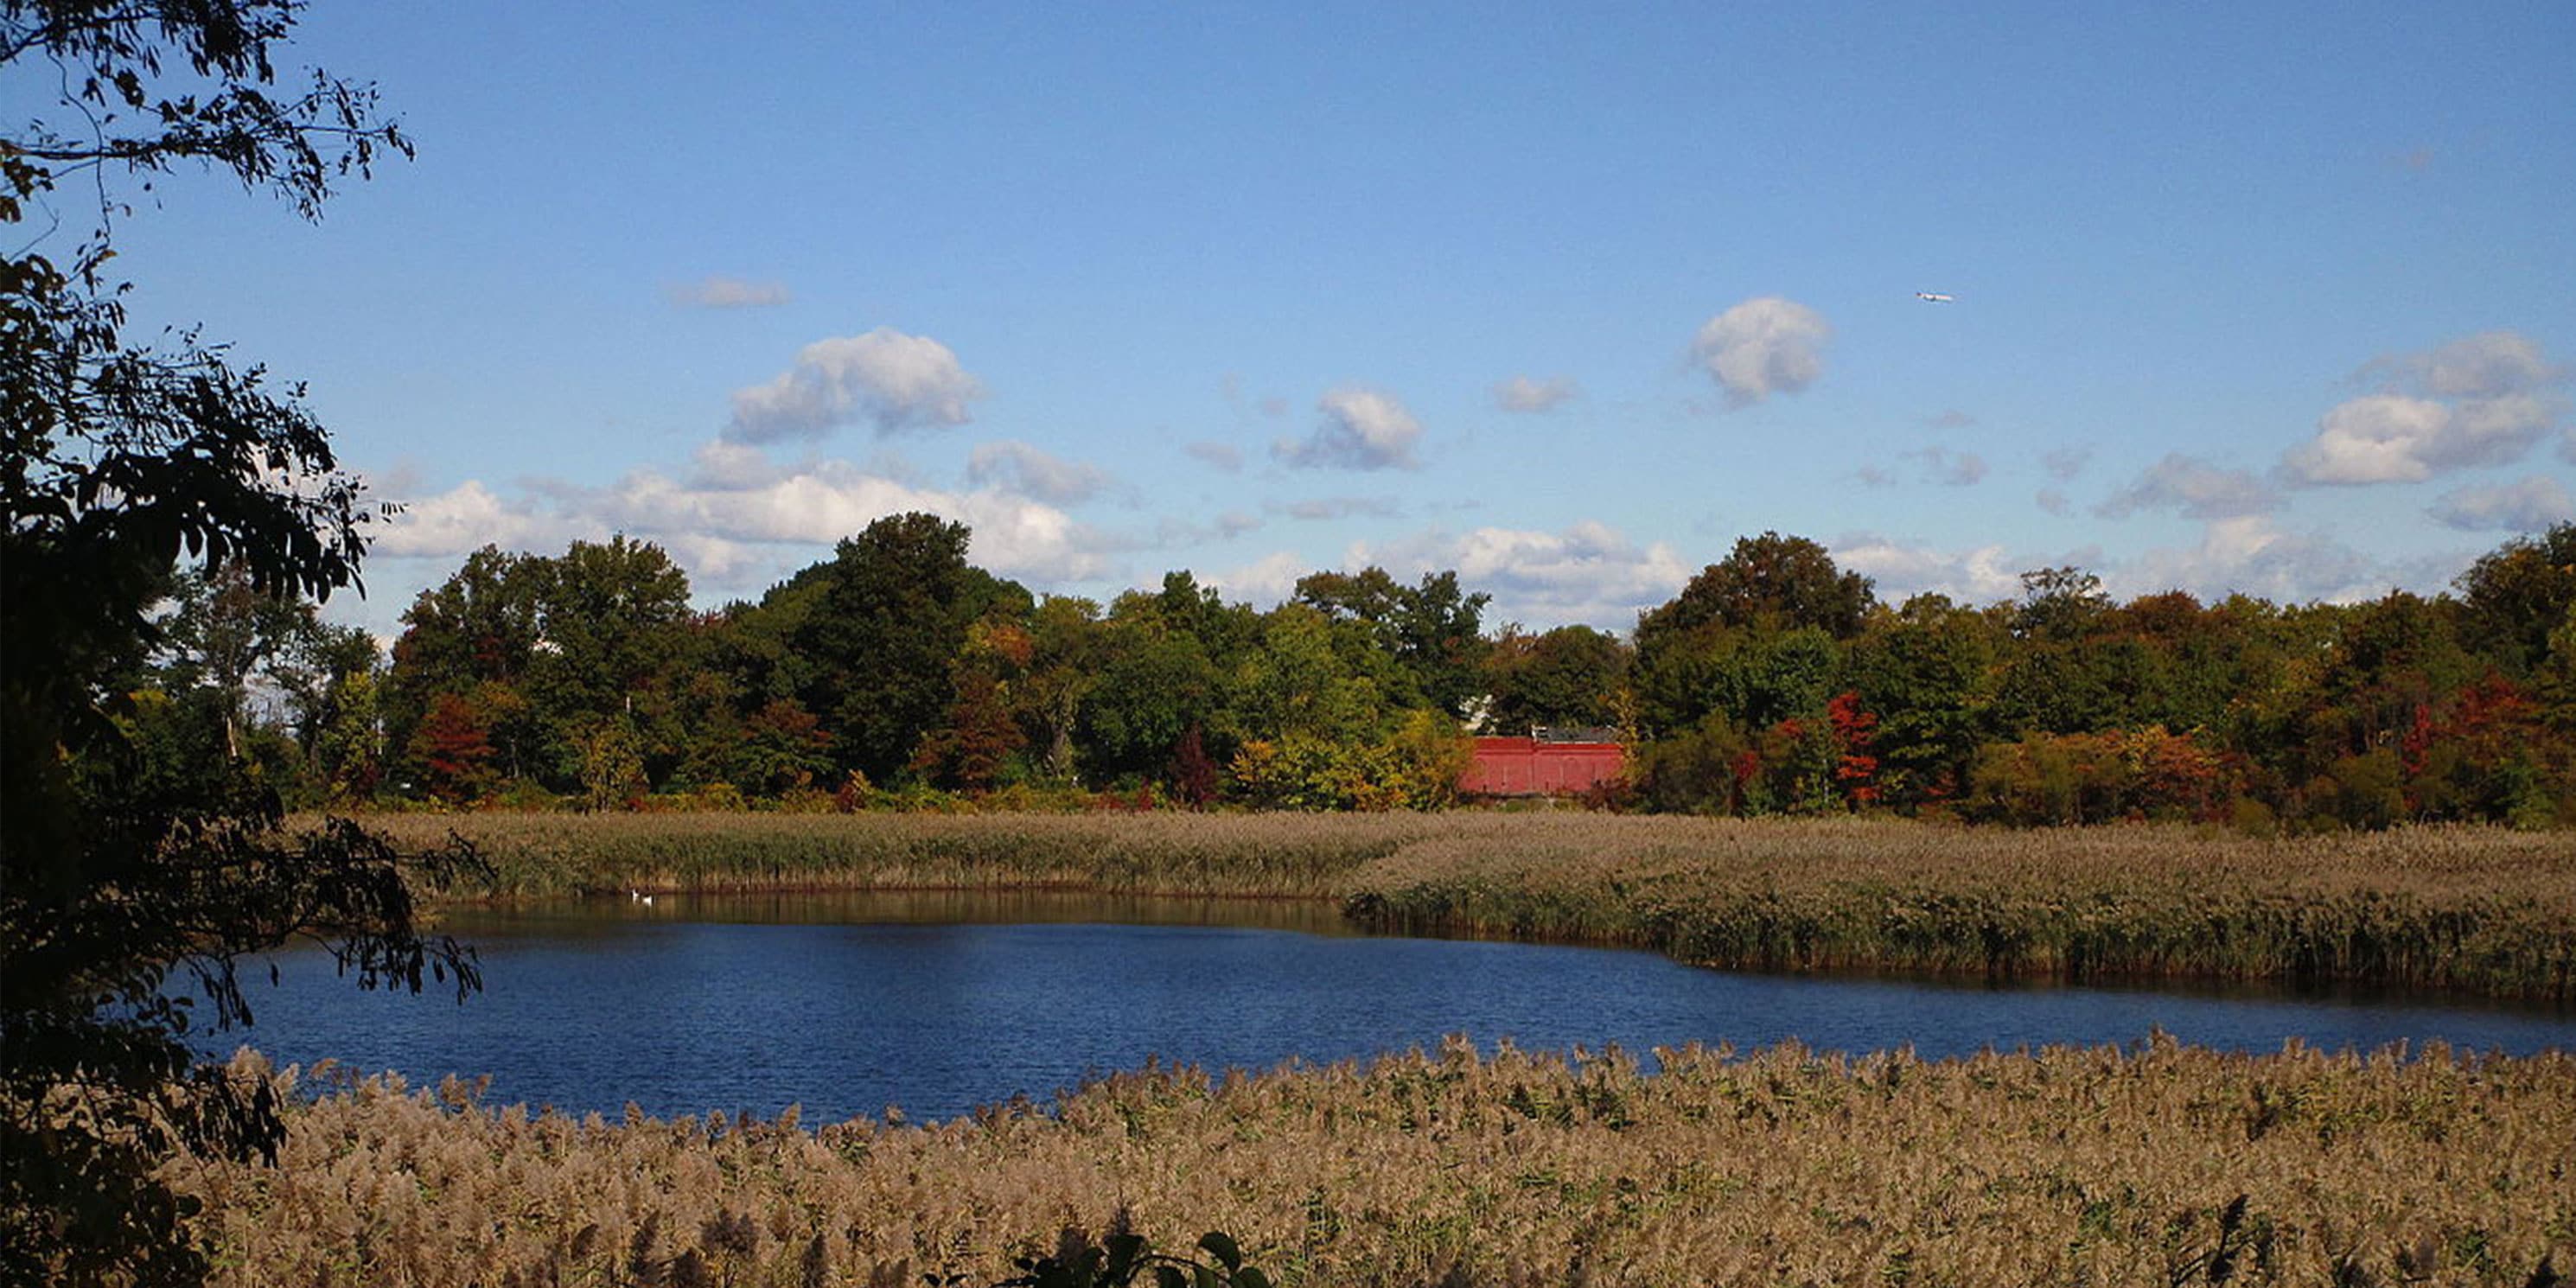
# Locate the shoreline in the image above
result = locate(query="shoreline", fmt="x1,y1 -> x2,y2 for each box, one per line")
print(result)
353,811 -> 2576,1003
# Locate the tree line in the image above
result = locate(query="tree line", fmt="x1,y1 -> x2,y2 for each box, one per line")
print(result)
141,517 -> 2576,829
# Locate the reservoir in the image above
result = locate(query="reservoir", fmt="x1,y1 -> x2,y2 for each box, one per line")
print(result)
217,890 -> 2576,1125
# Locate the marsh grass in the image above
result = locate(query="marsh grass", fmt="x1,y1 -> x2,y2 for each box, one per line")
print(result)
176,1038 -> 2576,1287
366,812 -> 2576,999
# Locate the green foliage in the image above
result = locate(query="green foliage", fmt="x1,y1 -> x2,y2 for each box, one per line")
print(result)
1482,623 -> 1628,733
794,513 -> 1028,783
1227,711 -> 1472,812
2,6 -> 481,1280
1296,565 -> 1492,717
1636,531 -> 1878,643
2454,521 -> 2576,675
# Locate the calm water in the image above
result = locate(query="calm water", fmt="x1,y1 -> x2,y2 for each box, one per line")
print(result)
214,891 -> 2576,1125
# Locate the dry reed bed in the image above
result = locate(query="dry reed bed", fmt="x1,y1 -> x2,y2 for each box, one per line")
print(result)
362,810 -> 1461,899
367,813 -> 2576,1000
1342,819 -> 2576,1001
177,1039 -> 2576,1287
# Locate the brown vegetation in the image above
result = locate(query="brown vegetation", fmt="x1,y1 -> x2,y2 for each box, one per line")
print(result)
176,1039 -> 2576,1286
368,812 -> 2576,1000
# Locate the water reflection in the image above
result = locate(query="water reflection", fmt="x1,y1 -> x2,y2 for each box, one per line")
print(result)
226,889 -> 2573,1126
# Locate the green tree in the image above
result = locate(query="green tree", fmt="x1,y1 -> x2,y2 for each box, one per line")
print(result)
384,545 -> 547,782
1483,623 -> 1629,733
1846,594 -> 1999,804
532,537 -> 690,698
2008,565 -> 2112,642
1018,596 -> 1107,781
1636,531 -> 1877,645
1296,565 -> 1492,717
2,4 -> 478,1283
271,618 -> 387,800
2455,522 -> 2576,676
794,513 -> 1028,782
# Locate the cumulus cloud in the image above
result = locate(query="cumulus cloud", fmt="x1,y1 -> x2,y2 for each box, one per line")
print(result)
1202,551 -> 1310,607
1692,296 -> 1830,407
666,275 -> 792,309
1494,374 -> 1579,413
2427,476 -> 2576,532
1831,535 -> 2026,605
2282,331 -> 2566,485
1348,520 -> 1693,628
2095,454 -> 2280,520
1274,386 -> 1425,470
966,440 -> 1113,505
374,450 -> 1124,599
2113,517 -> 2388,605
372,479 -> 570,558
1183,441 -> 1244,471
726,328 -> 984,443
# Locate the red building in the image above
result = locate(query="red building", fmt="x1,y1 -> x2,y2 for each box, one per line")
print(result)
1460,729 -> 1625,798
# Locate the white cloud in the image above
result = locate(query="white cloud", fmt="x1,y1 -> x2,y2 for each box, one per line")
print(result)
2036,489 -> 2071,516
1692,296 -> 1830,407
966,440 -> 1113,505
726,328 -> 984,443
373,479 -> 570,558
1274,386 -> 1424,470
1349,520 -> 1693,629
2113,517 -> 2388,605
666,275 -> 792,309
2427,476 -> 2576,532
2096,453 -> 2280,520
1831,535 -> 2026,605
2369,330 -> 2559,399
373,449 -> 1123,599
2282,332 -> 2566,485
1494,374 -> 1579,413
1202,551 -> 1310,607
1183,441 -> 1244,471
685,439 -> 781,489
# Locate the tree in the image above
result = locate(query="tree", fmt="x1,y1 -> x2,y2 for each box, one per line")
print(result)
2009,565 -> 2112,642
1636,532 -> 1876,645
2,5 -> 477,1282
1483,623 -> 1629,733
383,545 -> 546,782
1295,566 -> 1492,717
2455,522 -> 2576,676
793,513 -> 1028,782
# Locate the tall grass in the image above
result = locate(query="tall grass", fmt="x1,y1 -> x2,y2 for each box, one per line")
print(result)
175,1039 -> 2576,1287
1340,816 -> 2576,1001
364,812 -> 2576,1000
365,810 -> 1453,899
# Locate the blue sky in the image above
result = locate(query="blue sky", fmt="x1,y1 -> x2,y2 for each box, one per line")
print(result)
48,0 -> 2576,634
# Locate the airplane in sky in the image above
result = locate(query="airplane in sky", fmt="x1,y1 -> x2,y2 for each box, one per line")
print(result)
1915,291 -> 1955,303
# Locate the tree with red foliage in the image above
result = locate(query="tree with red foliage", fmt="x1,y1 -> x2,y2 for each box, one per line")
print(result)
410,692 -> 495,803
1827,690 -> 1882,806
